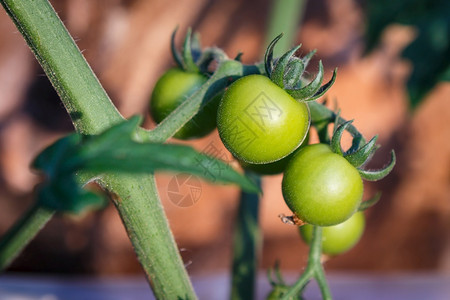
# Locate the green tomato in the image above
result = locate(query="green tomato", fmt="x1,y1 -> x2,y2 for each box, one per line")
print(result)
217,74 -> 310,164
150,68 -> 219,140
240,132 -> 309,175
282,144 -> 363,226
300,212 -> 365,255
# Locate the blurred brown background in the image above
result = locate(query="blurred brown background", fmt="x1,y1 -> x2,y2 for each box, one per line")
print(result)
0,0 -> 449,277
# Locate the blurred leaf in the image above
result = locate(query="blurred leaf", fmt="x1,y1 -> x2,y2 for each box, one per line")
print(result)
364,0 -> 450,108
33,117 -> 260,213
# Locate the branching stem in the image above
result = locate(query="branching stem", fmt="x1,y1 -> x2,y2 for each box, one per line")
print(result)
281,226 -> 332,300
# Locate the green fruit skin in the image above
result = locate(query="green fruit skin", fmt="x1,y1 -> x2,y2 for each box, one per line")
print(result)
217,74 -> 310,164
150,68 -> 219,140
300,211 -> 365,255
282,144 -> 364,226
240,132 -> 309,175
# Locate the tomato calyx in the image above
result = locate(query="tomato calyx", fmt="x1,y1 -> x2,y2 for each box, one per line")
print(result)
264,33 -> 337,102
329,116 -> 396,182
358,191 -> 382,211
171,27 -> 228,74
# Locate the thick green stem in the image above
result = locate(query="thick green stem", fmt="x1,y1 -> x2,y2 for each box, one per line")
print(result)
265,0 -> 307,56
0,204 -> 54,270
0,0 -> 123,134
230,173 -> 262,300
99,174 -> 196,299
0,0 -> 196,298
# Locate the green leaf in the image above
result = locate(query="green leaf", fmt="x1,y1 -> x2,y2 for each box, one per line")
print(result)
33,118 -> 261,213
364,0 -> 450,107
403,16 -> 450,108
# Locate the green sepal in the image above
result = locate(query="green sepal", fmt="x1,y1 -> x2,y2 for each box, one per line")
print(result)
234,52 -> 243,62
264,33 -> 284,77
194,47 -> 228,74
270,44 -> 302,88
190,31 -> 202,61
346,134 -> 365,156
171,27 -> 227,74
345,135 -> 378,168
358,150 -> 396,181
306,68 -> 337,101
285,61 -> 324,100
170,26 -> 184,70
301,49 -> 317,70
267,261 -> 286,286
330,120 -> 353,156
358,192 -> 382,212
182,28 -> 200,73
284,58 -> 305,89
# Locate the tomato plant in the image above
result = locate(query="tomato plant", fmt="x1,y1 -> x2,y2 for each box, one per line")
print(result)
282,143 -> 364,226
217,74 -> 310,164
300,211 -> 365,255
150,68 -> 220,140
0,3 -> 398,297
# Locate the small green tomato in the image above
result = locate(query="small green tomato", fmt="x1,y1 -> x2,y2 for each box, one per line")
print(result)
300,211 -> 365,255
217,74 -> 310,164
150,68 -> 219,140
282,144 -> 364,226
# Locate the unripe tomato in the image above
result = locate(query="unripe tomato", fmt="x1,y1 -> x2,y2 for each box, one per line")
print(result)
150,68 -> 219,139
282,144 -> 363,226
217,75 -> 309,164
300,212 -> 365,255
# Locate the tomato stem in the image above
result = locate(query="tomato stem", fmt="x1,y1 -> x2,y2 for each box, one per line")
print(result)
141,60 -> 262,143
0,1 -> 197,298
281,226 -> 332,300
0,203 -> 54,271
230,172 -> 262,300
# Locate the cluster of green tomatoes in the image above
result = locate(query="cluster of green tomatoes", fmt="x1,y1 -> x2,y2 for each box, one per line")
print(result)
150,30 -> 395,256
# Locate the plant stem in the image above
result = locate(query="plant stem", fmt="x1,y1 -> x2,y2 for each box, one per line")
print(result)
282,226 -> 331,300
0,1 -> 197,298
142,62 -> 262,143
0,0 -> 123,134
99,174 -> 196,299
230,173 -> 262,300
265,0 -> 307,56
309,101 -> 365,147
0,204 -> 54,270
314,262 -> 332,300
